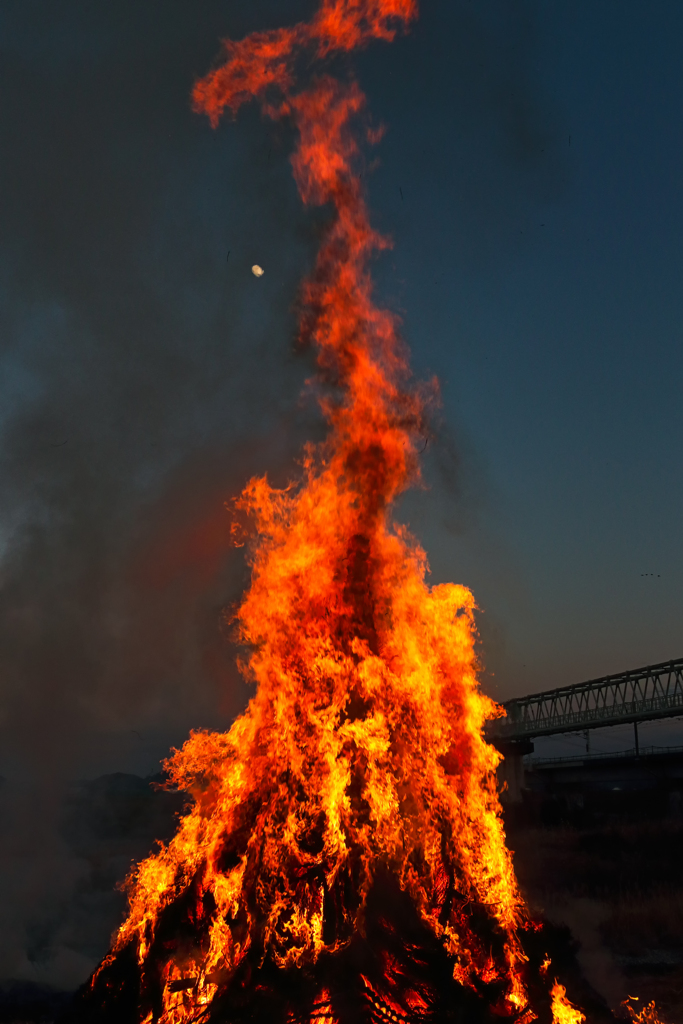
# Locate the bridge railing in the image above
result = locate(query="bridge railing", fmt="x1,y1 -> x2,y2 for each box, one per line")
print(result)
527,743 -> 683,769
488,658 -> 683,741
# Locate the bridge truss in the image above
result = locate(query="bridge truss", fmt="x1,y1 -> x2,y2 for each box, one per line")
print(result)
490,658 -> 683,742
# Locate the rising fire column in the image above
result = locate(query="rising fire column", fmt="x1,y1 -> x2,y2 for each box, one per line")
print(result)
63,4 -> 605,1024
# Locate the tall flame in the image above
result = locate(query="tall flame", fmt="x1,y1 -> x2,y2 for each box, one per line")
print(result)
86,3 -> 552,1022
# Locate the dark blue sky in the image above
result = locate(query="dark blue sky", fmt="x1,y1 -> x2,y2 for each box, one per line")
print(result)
0,0 -> 682,776
366,1 -> 683,702
0,0 -> 682,990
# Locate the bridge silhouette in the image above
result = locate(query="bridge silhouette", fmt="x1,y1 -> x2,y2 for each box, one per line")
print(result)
489,657 -> 683,747
488,658 -> 683,810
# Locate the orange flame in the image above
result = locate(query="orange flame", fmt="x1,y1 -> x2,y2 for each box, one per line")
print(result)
550,983 -> 585,1024
92,2 -> 558,1021
623,998 -> 667,1024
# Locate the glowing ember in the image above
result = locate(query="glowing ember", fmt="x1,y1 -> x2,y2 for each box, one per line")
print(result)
66,3 -> 663,1024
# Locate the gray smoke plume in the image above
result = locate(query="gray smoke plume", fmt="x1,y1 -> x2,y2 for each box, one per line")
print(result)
0,0 -> 558,992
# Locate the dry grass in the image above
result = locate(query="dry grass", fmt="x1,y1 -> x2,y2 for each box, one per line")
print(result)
601,891 -> 683,957
509,821 -> 683,905
620,966 -> 683,1024
507,818 -> 683,1021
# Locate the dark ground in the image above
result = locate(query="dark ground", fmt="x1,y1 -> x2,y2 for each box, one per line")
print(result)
507,804 -> 683,1024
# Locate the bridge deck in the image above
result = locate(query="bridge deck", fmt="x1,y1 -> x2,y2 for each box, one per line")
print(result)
489,658 -> 683,741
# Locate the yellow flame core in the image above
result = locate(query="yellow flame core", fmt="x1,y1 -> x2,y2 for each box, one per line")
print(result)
551,983 -> 585,1024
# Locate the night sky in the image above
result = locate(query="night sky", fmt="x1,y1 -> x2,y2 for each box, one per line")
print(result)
0,0 -> 682,987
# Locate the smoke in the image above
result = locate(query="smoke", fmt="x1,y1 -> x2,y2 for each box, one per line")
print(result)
0,0 -> 560,991
0,0 -> 323,987
358,0 -> 566,697
357,0 -> 567,268
0,0 -> 321,764
544,898 -> 628,1010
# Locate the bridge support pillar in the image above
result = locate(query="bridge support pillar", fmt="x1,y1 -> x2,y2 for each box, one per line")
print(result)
491,738 -> 534,804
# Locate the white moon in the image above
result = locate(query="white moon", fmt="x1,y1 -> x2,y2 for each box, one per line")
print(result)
251,264 -> 264,277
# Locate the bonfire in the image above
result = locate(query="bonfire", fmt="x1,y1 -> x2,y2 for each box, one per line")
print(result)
62,4 -> 656,1023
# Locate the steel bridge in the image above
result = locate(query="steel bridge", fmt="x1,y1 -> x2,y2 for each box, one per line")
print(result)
489,657 -> 683,744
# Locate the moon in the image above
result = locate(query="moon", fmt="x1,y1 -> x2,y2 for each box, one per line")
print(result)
251,264 -> 264,277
